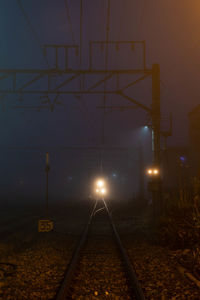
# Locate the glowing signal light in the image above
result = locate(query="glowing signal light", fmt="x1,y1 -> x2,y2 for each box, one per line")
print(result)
147,168 -> 160,176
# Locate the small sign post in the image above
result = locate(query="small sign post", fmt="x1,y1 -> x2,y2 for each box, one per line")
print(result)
38,152 -> 53,232
38,219 -> 53,232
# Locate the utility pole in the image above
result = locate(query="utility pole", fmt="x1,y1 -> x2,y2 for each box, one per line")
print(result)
152,63 -> 161,216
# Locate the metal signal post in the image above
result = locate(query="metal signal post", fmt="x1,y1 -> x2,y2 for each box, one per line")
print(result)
45,152 -> 50,216
152,64 -> 161,216
38,152 -> 53,233
152,64 -> 161,167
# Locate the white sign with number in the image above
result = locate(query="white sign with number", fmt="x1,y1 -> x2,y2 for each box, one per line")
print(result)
38,219 -> 54,232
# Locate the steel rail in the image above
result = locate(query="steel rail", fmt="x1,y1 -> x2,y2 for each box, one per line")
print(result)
55,201 -> 97,300
103,200 -> 145,300
55,199 -> 145,299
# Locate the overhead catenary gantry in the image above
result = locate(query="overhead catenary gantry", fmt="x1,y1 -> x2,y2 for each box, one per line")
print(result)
0,40 -> 161,164
0,41 -> 152,110
1,0 -> 162,215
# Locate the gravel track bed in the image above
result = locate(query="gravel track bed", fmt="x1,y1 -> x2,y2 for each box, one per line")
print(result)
0,207 -> 90,300
64,214 -> 135,300
2,209 -> 199,299
115,218 -> 200,299
0,232 -> 77,299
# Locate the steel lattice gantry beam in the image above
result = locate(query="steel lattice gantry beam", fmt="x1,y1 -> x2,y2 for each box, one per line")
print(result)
0,62 -> 160,159
0,68 -> 152,111
0,41 -> 153,112
0,64 -> 160,167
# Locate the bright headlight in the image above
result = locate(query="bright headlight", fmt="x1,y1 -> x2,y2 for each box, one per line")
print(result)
97,180 -> 104,188
101,188 -> 106,195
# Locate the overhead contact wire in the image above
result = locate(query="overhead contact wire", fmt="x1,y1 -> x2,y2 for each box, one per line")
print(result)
80,0 -> 83,72
64,1 -> 96,145
64,0 -> 76,44
16,0 -> 50,69
100,0 -> 111,174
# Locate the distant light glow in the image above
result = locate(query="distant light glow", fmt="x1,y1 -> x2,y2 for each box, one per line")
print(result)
95,187 -> 107,195
144,126 -> 148,129
112,173 -> 117,178
97,180 -> 104,187
147,168 -> 160,176
180,156 -> 186,163
94,178 -> 108,196
101,188 -> 106,194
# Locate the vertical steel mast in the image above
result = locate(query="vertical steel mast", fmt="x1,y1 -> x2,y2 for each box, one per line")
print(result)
152,63 -> 161,216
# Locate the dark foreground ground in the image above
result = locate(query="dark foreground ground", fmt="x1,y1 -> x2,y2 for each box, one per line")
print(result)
0,199 -> 199,299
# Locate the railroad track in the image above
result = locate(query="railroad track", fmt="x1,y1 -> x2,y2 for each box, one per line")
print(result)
55,200 -> 145,300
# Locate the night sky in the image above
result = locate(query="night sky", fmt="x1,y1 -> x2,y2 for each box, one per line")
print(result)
0,0 -> 199,202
